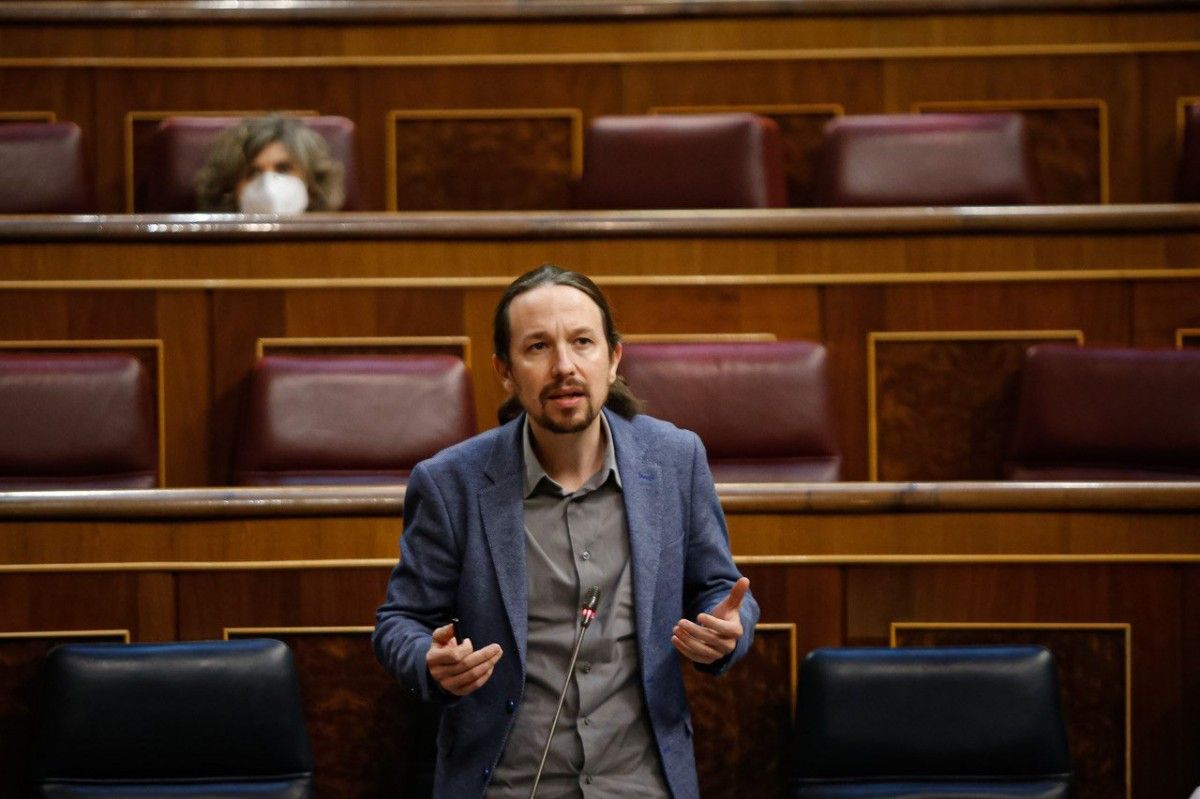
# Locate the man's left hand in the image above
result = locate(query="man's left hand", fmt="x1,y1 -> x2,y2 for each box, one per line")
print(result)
671,577 -> 750,665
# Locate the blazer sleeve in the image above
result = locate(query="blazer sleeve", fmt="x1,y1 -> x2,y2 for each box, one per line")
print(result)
681,431 -> 760,676
373,460 -> 463,704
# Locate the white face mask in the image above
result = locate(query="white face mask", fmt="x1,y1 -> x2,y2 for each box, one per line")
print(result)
237,172 -> 309,215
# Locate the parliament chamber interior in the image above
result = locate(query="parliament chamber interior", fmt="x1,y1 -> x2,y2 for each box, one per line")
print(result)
0,0 -> 1198,796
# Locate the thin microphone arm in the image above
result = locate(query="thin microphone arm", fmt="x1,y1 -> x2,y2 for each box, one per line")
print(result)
529,585 -> 601,799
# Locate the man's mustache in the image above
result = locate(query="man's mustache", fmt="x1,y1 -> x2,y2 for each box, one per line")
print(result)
540,379 -> 587,401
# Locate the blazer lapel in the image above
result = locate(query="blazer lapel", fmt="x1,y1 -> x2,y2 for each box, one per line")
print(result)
481,420 -> 529,665
609,411 -> 663,658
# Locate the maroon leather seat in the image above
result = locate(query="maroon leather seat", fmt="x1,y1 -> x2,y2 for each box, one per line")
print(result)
618,341 -> 840,482
0,122 -> 93,214
1007,345 -> 1200,480
574,113 -> 787,209
817,113 -> 1039,207
233,355 -> 476,485
140,116 -> 364,212
1177,102 -> 1200,202
0,353 -> 158,489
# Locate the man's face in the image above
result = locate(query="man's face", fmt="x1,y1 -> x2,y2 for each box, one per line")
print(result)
494,283 -> 621,436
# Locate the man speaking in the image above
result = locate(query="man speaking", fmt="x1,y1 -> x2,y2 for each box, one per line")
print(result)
374,264 -> 759,798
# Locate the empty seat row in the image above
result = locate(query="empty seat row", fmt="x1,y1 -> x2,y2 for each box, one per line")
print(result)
2,343 -> 1198,489
6,108 -> 1200,213
31,640 -> 1071,798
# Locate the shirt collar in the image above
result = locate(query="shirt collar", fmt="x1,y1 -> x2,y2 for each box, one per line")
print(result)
522,412 -> 622,498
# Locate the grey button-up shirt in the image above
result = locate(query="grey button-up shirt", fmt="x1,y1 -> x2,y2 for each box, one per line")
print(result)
487,416 -> 670,798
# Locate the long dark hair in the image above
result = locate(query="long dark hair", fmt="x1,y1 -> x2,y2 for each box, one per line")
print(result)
493,264 -> 642,424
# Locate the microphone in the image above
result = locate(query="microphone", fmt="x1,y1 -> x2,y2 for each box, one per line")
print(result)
529,586 -> 601,799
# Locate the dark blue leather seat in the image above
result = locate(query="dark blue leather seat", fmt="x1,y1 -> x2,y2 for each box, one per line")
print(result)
33,639 -> 314,798
793,647 -> 1072,799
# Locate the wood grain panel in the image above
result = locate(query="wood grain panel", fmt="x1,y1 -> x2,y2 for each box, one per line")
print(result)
0,630 -> 130,798
914,101 -> 1106,204
226,629 -> 439,799
845,563 -> 1183,799
389,110 -> 580,211
894,623 -> 1128,799
870,332 -> 1082,481
685,625 -> 794,799
652,104 -> 842,206
1131,280 -> 1200,347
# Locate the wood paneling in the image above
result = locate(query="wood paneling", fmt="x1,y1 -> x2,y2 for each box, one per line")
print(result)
389,110 -> 580,211
870,332 -> 1081,481
894,624 -> 1128,799
2,547 -> 1190,796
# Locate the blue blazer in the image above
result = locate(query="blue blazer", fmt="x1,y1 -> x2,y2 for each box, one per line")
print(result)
374,409 -> 759,798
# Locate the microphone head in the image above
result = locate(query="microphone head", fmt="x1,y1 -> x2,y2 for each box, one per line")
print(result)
580,586 -> 601,627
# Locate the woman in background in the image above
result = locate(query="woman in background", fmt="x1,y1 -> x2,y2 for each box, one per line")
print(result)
195,115 -> 344,214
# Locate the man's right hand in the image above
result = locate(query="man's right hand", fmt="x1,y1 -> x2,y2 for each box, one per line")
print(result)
426,623 -> 503,696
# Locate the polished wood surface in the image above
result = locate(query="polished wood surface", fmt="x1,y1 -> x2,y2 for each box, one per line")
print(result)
1,213 -> 1198,484
0,0 -> 1196,209
0,484 -> 1196,798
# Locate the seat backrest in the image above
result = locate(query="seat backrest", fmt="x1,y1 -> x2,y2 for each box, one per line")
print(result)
618,341 -> 840,481
1007,345 -> 1200,480
793,646 -> 1072,798
141,115 -> 363,212
233,354 -> 476,485
574,113 -> 788,209
0,122 -> 92,214
817,113 -> 1039,207
0,352 -> 158,489
1177,102 -> 1200,202
33,638 -> 314,798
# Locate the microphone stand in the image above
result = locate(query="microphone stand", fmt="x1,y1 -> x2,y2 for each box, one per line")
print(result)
529,586 -> 601,799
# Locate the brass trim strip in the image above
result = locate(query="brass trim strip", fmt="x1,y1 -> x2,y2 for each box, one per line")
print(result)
6,268 -> 1200,292
385,107 -> 584,210
0,628 -> 130,642
0,110 -> 56,122
1176,327 -> 1200,348
2,554 -> 1199,573
650,102 -> 845,117
866,329 -> 1083,480
912,98 -> 1110,204
0,339 -> 167,487
623,333 -> 777,343
3,42 -> 1200,69
255,335 -> 472,363
224,625 -> 374,638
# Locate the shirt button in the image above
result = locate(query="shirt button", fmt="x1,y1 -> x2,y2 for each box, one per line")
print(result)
583,717 -> 591,726
505,699 -> 517,714
581,550 -> 591,561
584,775 -> 593,785
578,661 -> 591,673
483,767 -> 491,778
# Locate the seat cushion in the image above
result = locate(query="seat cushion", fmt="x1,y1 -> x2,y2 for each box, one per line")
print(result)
34,639 -> 313,793
1007,345 -> 1200,480
619,341 -> 840,481
574,113 -> 787,209
0,353 -> 157,489
817,114 -> 1038,207
233,354 -> 476,485
0,123 -> 92,213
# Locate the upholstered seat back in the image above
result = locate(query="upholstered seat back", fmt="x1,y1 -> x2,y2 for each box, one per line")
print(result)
1177,102 -> 1200,201
0,353 -> 158,489
141,116 -> 363,212
33,639 -> 315,799
793,646 -> 1072,798
618,341 -> 840,481
233,354 -> 476,485
574,113 -> 788,209
1007,345 -> 1200,480
0,123 -> 93,214
817,113 -> 1039,207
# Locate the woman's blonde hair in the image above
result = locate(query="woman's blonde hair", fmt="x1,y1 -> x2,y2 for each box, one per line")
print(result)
194,115 -> 345,212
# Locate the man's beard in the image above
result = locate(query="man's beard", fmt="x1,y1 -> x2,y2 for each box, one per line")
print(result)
528,380 -> 603,434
